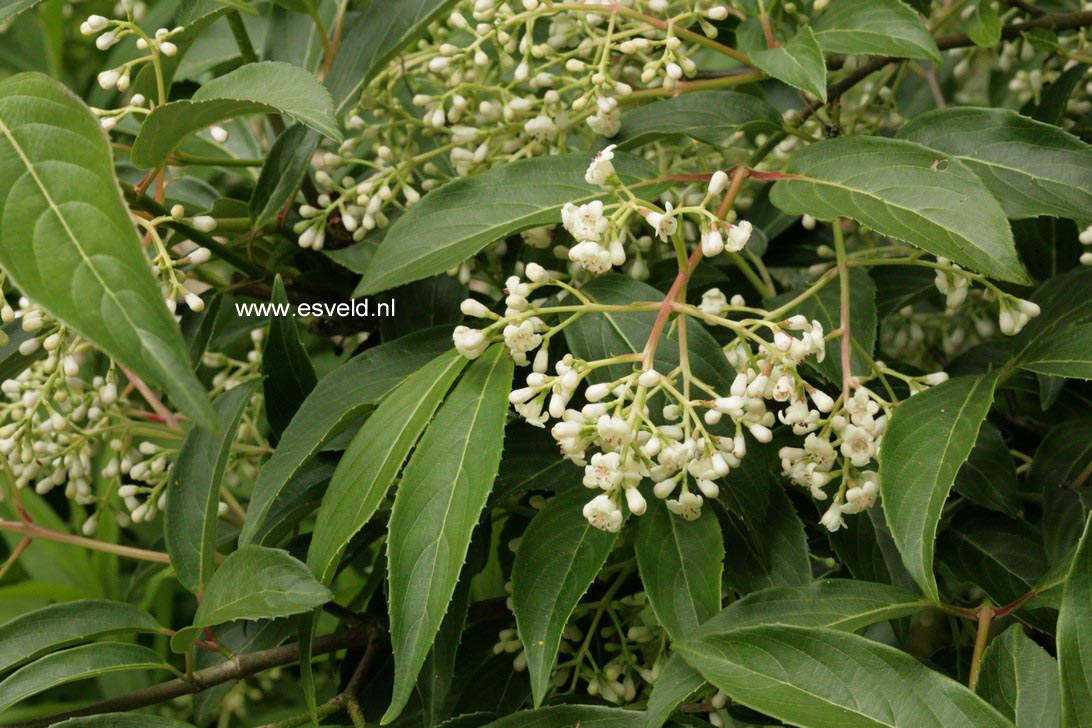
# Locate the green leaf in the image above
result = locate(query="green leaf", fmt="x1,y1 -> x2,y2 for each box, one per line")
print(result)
241,327 -> 451,544
643,654 -> 706,728
56,716 -> 195,727
769,136 -> 1030,283
720,484 -> 811,594
828,504 -> 918,590
131,61 -> 341,169
676,625 -> 1012,727
250,124 -> 320,229
0,643 -> 169,713
879,372 -> 1001,600
897,108 -> 1092,220
0,599 -> 161,675
306,351 -> 467,585
512,487 -> 620,708
0,0 -> 44,23
1018,323 -> 1092,380
492,421 -> 583,501
767,268 -> 877,385
644,578 -> 929,727
612,90 -> 781,149
954,423 -> 1019,517
1058,514 -> 1092,727
326,0 -> 461,113
355,153 -> 666,295
165,381 -> 258,593
745,24 -> 828,101
941,508 -> 1048,609
1028,419 -> 1092,563
484,705 -> 641,727
0,321 -> 46,381
966,0 -> 1002,46
812,0 -> 941,61
697,579 -> 929,636
384,345 -> 513,721
0,73 -> 215,429
1012,267 -> 1092,360
171,546 -> 331,653
565,274 -> 734,389
636,497 -> 723,639
262,276 -> 317,438
978,625 -> 1060,728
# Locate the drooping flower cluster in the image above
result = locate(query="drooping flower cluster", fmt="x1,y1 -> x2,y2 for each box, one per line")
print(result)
450,163 -> 959,533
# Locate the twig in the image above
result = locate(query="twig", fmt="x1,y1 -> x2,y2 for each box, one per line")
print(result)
967,605 -> 994,691
832,220 -> 852,400
119,365 -> 180,431
0,519 -> 174,565
4,627 -> 375,728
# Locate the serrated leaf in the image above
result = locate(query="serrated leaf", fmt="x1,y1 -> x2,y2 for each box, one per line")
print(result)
812,0 -> 941,61
483,705 -> 640,727
636,496 -> 723,639
767,268 -> 877,385
241,327 -> 451,544
613,90 -> 781,149
0,0 -> 44,23
1012,267 -> 1092,360
898,108 -> 1092,220
306,351 -> 466,586
720,484 -> 811,594
0,73 -> 215,429
1027,419 -> 1092,563
745,24 -> 827,101
513,487 -> 620,708
978,625 -> 1060,728
942,508 -> 1048,608
0,600 -> 161,675
1018,323 -> 1092,380
954,423 -> 1019,517
262,276 -> 316,438
327,0 -> 461,113
967,1 -> 1001,46
384,345 -> 512,721
0,643 -> 169,713
769,136 -> 1030,283
171,546 -> 330,653
250,124 -> 320,228
1058,514 -> 1092,727
645,579 -> 930,727
165,381 -> 258,593
880,372 -> 1001,600
676,625 -> 1012,727
356,153 -> 667,295
131,61 -> 341,169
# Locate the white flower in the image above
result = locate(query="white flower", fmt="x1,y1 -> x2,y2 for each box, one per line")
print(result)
524,114 -> 558,142
666,491 -> 703,520
700,288 -> 727,316
460,298 -> 492,318
97,69 -> 120,89
585,144 -> 617,187
80,15 -> 110,35
192,216 -> 217,233
587,97 -> 621,137
708,170 -> 729,196
998,296 -> 1040,336
583,494 -> 623,532
701,227 -> 724,257
584,451 -> 623,490
841,471 -> 879,514
820,498 -> 846,532
725,220 -> 753,252
646,202 -> 677,242
596,414 -> 632,452
503,321 -> 542,356
561,201 -> 609,243
624,486 -> 647,515
453,325 -> 488,359
568,241 -> 613,274
521,225 -> 554,248
839,424 -> 876,467
210,126 -> 228,143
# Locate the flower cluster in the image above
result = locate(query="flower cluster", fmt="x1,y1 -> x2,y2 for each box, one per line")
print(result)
448,162 -> 963,534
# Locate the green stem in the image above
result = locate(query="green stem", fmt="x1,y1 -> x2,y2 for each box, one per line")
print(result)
227,11 -> 259,64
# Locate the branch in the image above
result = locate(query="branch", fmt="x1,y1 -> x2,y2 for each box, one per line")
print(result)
3,627 -> 375,728
799,9 -> 1092,124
